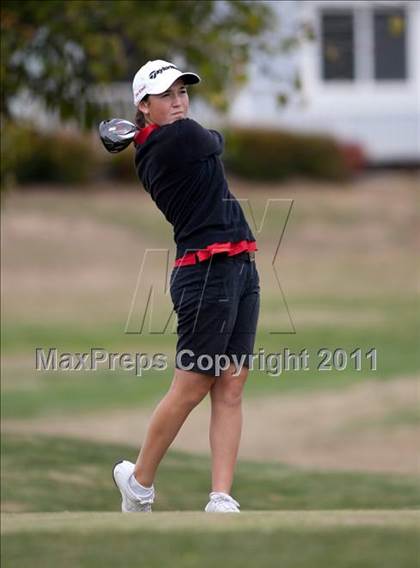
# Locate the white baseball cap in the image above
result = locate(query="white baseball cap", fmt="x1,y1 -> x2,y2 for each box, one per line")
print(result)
132,59 -> 201,106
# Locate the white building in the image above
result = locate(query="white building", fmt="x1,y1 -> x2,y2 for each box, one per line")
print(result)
227,0 -> 420,164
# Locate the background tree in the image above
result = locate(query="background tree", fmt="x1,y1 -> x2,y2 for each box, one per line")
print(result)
1,0 -> 283,128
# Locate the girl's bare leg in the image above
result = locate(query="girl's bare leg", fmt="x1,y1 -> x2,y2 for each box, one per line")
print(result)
209,363 -> 248,494
134,369 -> 215,487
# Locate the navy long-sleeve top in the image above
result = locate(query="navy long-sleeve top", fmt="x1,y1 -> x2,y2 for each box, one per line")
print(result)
134,118 -> 256,261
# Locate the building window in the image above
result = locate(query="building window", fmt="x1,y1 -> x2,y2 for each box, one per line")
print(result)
321,11 -> 355,81
374,8 -> 407,80
319,6 -> 408,83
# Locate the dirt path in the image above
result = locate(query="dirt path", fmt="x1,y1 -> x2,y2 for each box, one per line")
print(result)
3,377 -> 419,475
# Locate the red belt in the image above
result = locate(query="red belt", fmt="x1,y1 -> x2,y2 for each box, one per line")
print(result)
175,240 -> 258,267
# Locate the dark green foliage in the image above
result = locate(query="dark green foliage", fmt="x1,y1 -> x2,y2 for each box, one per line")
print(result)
223,128 -> 352,181
1,1 -> 275,127
102,146 -> 138,184
1,121 -> 97,185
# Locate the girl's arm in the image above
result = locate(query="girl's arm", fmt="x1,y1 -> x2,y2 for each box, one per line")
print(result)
174,119 -> 224,162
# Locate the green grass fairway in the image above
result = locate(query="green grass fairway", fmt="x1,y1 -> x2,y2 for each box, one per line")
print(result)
2,511 -> 419,568
2,435 -> 420,513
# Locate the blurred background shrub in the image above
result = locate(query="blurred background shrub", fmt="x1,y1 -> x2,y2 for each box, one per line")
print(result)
0,120 -> 145,189
101,146 -> 138,184
2,122 -> 367,189
1,121 -> 98,187
336,142 -> 368,175
222,127 -> 365,181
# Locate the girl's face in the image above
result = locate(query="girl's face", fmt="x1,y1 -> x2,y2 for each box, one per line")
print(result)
139,78 -> 189,126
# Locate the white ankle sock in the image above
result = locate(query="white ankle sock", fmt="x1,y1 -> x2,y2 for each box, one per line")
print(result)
129,473 -> 154,498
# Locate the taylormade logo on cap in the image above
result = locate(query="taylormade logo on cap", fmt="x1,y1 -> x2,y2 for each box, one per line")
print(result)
132,59 -> 201,106
149,64 -> 177,79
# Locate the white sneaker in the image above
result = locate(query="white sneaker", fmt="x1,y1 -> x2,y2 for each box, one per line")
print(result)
112,460 -> 155,513
204,492 -> 241,513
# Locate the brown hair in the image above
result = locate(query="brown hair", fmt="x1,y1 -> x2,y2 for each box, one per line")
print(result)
135,95 -> 149,129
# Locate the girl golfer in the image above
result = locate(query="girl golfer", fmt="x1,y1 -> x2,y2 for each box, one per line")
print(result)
113,60 -> 260,513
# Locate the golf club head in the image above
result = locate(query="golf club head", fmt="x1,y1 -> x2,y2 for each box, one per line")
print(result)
99,118 -> 138,153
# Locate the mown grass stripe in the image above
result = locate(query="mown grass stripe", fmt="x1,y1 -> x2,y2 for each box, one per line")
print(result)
2,510 -> 420,535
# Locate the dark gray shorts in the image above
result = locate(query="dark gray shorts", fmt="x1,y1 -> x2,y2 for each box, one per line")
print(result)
169,251 -> 260,377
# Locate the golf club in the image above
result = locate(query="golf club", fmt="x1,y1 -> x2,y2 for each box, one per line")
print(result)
99,118 -> 138,153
